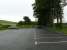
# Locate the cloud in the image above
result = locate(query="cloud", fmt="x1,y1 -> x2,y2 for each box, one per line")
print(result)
0,0 -> 35,22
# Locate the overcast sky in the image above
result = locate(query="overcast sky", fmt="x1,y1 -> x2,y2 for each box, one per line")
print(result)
0,0 -> 67,22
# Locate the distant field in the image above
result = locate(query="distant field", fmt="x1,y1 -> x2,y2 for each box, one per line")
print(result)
0,20 -> 17,25
0,20 -> 17,30
0,20 -> 38,29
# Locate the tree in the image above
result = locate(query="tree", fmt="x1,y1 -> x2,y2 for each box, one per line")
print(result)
17,21 -> 23,26
33,0 -> 53,27
23,16 -> 31,24
33,0 -> 63,28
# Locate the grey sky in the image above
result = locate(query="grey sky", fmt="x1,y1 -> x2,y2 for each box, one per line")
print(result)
64,6 -> 67,23
0,0 -> 67,22
0,0 -> 35,22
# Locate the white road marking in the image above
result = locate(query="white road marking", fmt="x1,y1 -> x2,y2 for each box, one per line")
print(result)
39,42 -> 60,44
33,37 -> 63,40
60,41 -> 67,42
35,41 -> 38,45
34,30 -> 38,45
37,41 -> 67,44
38,34 -> 63,35
33,30 -> 66,45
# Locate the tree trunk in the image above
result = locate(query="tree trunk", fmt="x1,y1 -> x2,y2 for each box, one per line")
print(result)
57,17 -> 59,24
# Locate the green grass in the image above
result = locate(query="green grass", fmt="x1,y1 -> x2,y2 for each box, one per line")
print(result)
16,22 -> 38,28
0,20 -> 16,25
61,27 -> 67,35
17,25 -> 37,28
0,20 -> 38,30
0,20 -> 17,30
48,26 -> 67,35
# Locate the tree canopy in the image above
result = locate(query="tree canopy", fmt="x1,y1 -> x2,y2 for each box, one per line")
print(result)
23,16 -> 31,24
33,0 -> 63,28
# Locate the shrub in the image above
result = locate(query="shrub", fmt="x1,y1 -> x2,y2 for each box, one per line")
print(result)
2,25 -> 11,28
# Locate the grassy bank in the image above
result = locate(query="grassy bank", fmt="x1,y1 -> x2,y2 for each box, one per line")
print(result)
48,25 -> 67,35
0,20 -> 17,30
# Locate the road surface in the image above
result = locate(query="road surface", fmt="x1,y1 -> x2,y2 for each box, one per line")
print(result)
35,29 -> 67,50
0,29 -> 35,50
0,28 -> 66,50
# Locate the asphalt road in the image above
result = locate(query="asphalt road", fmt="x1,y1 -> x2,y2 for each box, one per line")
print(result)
0,29 -> 35,50
0,28 -> 67,50
35,29 -> 67,50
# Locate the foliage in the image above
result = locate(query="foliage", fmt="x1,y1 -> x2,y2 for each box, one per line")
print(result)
16,21 -> 23,26
0,24 -> 11,30
48,24 -> 67,35
2,25 -> 11,28
33,0 -> 63,28
23,16 -> 31,24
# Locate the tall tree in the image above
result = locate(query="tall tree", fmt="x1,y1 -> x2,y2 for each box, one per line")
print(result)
33,0 -> 63,28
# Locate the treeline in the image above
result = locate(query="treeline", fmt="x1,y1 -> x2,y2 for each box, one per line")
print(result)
16,16 -> 37,27
16,21 -> 37,26
32,0 -> 63,28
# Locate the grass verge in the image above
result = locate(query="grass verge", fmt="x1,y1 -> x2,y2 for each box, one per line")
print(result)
48,26 -> 67,35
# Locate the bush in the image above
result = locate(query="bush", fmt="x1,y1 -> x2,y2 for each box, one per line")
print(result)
16,21 -> 23,26
2,25 -> 11,28
55,23 -> 63,29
